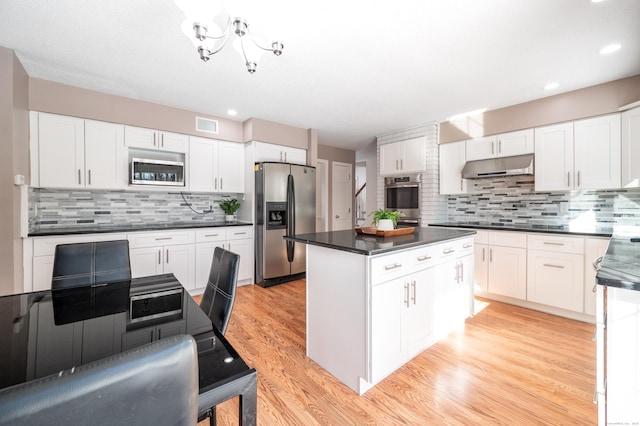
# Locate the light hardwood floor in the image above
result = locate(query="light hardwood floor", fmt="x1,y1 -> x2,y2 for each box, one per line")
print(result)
196,279 -> 597,425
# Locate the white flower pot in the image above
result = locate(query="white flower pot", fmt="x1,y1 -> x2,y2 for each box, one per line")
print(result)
377,219 -> 394,231
225,214 -> 235,223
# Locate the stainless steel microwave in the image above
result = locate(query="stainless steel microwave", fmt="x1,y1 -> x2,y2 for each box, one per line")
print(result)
130,158 -> 185,186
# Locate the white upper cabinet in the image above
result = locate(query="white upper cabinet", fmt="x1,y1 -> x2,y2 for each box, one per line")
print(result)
439,140 -> 468,194
254,141 -> 306,165
535,114 -> 621,191
125,125 -> 189,153
189,137 -> 244,193
379,137 -> 427,176
621,106 -> 640,188
34,113 -> 126,189
465,129 -> 534,161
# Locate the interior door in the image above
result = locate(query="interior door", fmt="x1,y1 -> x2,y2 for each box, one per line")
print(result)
331,162 -> 353,231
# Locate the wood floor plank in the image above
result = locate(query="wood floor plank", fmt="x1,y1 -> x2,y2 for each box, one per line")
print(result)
196,279 -> 597,425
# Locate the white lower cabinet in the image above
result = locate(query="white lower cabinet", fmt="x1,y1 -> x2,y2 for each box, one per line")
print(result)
195,226 -> 254,290
128,230 -> 196,290
479,231 -> 527,300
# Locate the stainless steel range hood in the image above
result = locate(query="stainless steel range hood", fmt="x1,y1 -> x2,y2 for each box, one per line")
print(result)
461,154 -> 534,179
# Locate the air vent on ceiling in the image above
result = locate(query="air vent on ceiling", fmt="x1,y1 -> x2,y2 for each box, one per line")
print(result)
195,117 -> 219,134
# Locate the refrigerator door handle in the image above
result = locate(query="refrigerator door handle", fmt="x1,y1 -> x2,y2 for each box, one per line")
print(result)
286,173 -> 295,262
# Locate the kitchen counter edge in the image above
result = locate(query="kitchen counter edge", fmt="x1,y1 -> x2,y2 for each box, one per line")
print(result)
28,221 -> 254,237
429,222 -> 614,238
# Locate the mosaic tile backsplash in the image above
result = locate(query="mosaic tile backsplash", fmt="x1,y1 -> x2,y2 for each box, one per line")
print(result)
446,175 -> 640,228
29,188 -> 241,232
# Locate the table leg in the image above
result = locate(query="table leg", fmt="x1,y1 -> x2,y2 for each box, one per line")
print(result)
238,370 -> 257,426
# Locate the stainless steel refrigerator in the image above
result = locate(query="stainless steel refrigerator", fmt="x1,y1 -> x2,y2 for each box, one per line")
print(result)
255,162 -> 316,287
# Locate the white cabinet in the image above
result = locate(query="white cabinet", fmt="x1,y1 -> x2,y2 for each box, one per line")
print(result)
584,237 -> 610,316
33,113 -> 126,189
479,231 -> 527,300
379,137 -> 427,176
621,106 -> 640,188
125,125 -> 189,153
465,129 -> 534,161
27,233 -> 127,292
527,234 -> 585,312
472,230 -> 489,293
439,141 -> 468,194
254,141 -> 306,165
128,230 -> 196,290
189,137 -> 245,193
194,226 -> 254,290
535,115 -> 621,191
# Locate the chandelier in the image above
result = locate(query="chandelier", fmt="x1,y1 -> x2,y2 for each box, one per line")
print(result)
175,0 -> 284,74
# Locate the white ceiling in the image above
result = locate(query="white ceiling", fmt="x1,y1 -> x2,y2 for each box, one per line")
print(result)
1,0 -> 639,150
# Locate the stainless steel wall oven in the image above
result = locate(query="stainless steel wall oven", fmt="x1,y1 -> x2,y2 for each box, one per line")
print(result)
384,176 -> 421,226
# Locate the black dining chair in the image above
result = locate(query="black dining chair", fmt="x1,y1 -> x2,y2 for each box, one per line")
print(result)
51,240 -> 131,289
198,247 -> 240,425
0,334 -> 199,426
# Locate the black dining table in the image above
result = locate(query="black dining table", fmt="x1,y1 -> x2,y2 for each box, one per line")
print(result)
0,273 -> 257,425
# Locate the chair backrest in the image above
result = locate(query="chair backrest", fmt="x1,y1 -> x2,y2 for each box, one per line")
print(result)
52,240 -> 131,289
0,334 -> 199,426
200,247 -> 240,335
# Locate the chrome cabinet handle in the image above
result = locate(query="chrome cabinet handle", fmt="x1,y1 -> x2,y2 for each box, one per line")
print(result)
411,280 -> 416,304
234,232 -> 247,235
404,283 -> 409,307
384,263 -> 402,271
158,250 -> 161,265
460,262 -> 464,280
498,139 -> 502,153
78,169 -> 82,185
153,133 -> 156,147
543,263 -> 564,269
400,159 -> 403,170
166,249 -> 169,263
577,170 -> 580,187
161,133 -> 164,148
395,159 -> 399,170
543,242 -> 565,246
567,171 -> 570,187
204,233 -> 220,237
220,178 -> 223,189
482,247 -> 485,262
443,248 -> 455,254
463,243 -> 473,248
491,141 -> 495,155
417,255 -> 431,262
155,237 -> 172,241
284,151 -> 287,162
490,248 -> 493,262
88,169 -> 91,185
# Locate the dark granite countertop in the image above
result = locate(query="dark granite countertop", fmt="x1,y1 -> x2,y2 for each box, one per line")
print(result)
28,221 -> 253,237
285,228 -> 476,256
597,235 -> 640,291
429,222 -> 614,238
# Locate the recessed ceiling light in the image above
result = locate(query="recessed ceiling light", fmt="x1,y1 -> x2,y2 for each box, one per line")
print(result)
227,109 -> 237,116
591,0 -> 606,3
600,43 -> 621,55
544,82 -> 559,91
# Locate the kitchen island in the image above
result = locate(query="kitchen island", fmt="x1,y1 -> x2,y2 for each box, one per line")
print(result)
285,227 -> 476,394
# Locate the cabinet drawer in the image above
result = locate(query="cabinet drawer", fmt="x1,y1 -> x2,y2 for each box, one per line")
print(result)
527,234 -> 584,254
128,230 -> 195,248
370,251 -> 413,286
474,230 -> 489,245
488,231 -> 527,248
195,228 -> 226,243
33,233 -> 127,257
435,237 -> 474,262
225,226 -> 254,241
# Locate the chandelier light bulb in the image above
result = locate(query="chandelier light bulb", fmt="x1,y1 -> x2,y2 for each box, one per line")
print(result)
272,41 -> 284,56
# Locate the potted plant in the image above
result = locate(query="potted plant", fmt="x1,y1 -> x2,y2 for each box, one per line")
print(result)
219,198 -> 241,222
370,208 -> 404,231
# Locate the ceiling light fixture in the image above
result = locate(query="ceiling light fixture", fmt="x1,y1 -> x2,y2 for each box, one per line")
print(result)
600,43 -> 621,55
175,0 -> 284,74
544,82 -> 559,91
227,109 -> 237,116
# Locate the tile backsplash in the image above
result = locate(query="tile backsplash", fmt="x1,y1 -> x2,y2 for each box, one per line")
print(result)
446,175 -> 640,228
29,188 -> 241,232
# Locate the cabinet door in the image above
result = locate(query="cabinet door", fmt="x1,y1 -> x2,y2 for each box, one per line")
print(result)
584,238 -> 610,316
371,278 -> 406,382
621,106 -> 640,188
159,131 -> 189,153
195,241 -> 225,290
496,129 -> 534,157
466,136 -> 496,161
488,245 -> 527,299
125,125 -> 157,149
189,136 -> 216,192
473,244 -> 488,293
379,142 -> 400,176
527,250 -> 584,312
574,114 -> 621,190
400,137 -> 427,173
217,141 -> 245,193
164,244 -> 196,290
439,141 -> 467,194
84,120 -> 126,189
254,141 -> 304,164
406,268 -> 434,357
38,113 -> 85,188
33,255 -> 54,292
228,238 -> 254,283
283,146 -> 307,165
129,246 -> 164,278
534,122 -> 574,191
